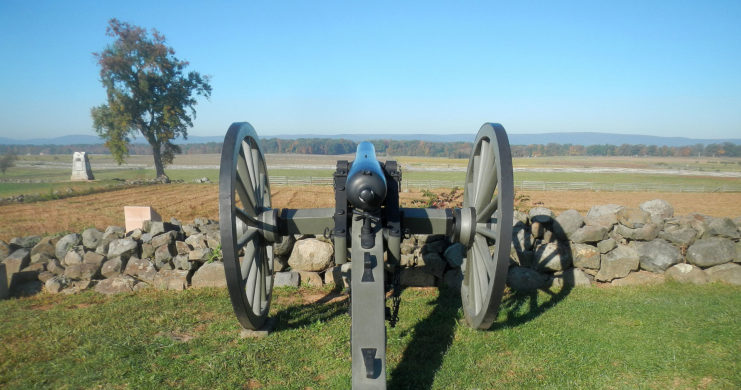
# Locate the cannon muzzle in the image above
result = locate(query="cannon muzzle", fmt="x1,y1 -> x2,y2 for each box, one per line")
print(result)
347,142 -> 387,211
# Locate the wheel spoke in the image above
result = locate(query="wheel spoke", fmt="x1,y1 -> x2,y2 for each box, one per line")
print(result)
470,248 -> 483,313
476,224 -> 498,242
475,142 -> 498,211
473,139 -> 489,207
475,235 -> 496,278
236,158 -> 258,210
236,227 -> 257,250
477,197 -> 498,223
252,247 -> 263,314
236,206 -> 258,225
251,148 -> 263,207
242,140 -> 258,191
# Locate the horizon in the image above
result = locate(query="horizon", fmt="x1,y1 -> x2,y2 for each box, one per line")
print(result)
1,1 -> 740,139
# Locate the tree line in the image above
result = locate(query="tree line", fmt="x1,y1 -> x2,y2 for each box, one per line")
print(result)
2,139 -> 740,158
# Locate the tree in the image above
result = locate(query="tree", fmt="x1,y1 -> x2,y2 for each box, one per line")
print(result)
0,153 -> 17,175
91,19 -> 212,179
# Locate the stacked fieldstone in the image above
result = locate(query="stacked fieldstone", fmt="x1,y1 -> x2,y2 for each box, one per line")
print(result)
0,218 -> 228,297
1,199 -> 739,298
508,199 -> 741,290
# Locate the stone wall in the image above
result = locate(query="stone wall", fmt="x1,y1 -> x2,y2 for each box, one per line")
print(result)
1,199 -> 740,298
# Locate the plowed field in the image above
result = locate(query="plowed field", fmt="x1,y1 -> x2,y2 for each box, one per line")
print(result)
1,184 -> 739,241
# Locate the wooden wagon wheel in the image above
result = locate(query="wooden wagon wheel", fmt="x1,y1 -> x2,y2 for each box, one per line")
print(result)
460,123 -> 514,329
219,122 -> 276,330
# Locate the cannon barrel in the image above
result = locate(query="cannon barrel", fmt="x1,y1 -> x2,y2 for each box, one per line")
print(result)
346,141 -> 387,211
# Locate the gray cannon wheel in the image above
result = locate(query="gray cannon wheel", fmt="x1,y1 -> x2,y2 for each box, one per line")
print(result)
219,122 -> 274,330
461,123 -> 514,329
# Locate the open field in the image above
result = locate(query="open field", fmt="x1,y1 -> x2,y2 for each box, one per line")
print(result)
1,283 -> 739,388
1,184 -> 740,241
4,153 -> 741,200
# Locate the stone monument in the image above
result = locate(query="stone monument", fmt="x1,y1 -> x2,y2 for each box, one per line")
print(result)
71,152 -> 94,181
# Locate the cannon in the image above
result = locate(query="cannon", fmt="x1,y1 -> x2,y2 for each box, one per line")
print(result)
218,122 -> 513,389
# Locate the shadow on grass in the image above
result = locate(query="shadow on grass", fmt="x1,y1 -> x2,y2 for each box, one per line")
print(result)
272,290 -> 349,332
388,287 -> 461,390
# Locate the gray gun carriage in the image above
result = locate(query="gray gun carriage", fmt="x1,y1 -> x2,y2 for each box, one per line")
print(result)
218,122 -> 514,389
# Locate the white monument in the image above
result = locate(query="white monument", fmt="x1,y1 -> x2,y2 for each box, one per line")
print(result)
71,152 -> 94,181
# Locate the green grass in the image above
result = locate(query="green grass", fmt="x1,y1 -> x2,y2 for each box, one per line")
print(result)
1,283 -> 739,389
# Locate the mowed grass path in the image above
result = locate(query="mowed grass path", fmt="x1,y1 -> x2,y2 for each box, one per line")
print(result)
1,283 -> 739,389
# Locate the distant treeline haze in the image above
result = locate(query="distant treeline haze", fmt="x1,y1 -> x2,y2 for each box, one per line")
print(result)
1,139 -> 740,158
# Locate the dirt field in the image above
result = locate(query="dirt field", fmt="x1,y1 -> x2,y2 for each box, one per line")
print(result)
1,184 -> 739,241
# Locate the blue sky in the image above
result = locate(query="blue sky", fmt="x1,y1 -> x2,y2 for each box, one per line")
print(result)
0,0 -> 739,139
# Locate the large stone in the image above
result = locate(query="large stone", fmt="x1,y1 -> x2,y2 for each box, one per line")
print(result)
82,228 -> 103,250
101,258 -> 124,278
611,271 -> 665,286
400,267 -> 436,287
639,199 -> 674,222
63,246 -> 84,266
614,223 -> 659,241
298,271 -> 323,287
78,263 -> 100,280
47,259 -> 65,275
274,271 -> 300,287
596,245 -> 639,282
324,263 -> 351,289
181,223 -> 200,237
287,238 -> 334,272
95,275 -> 136,295
585,204 -> 624,228
570,225 -> 608,244
549,268 -> 592,289
191,262 -> 227,289
17,263 -> 45,283
143,221 -> 177,236
123,257 -> 157,283
534,242 -> 572,271
687,237 -> 735,268
617,208 -> 650,229
188,248 -> 212,263
30,236 -> 57,263
687,214 -> 711,239
151,231 -> 177,249
10,235 -> 41,249
553,209 -> 584,240
63,264 -> 83,280
83,252 -> 106,268
635,239 -> 681,273
175,241 -> 190,255
185,233 -> 209,250
597,238 -> 617,254
703,263 -> 741,285
665,263 -> 707,284
706,218 -> 740,239
55,233 -> 81,260
443,243 -> 465,268
736,242 -> 741,263
659,227 -> 697,247
273,234 -> 296,257
3,249 -> 31,280
107,238 -> 138,261
154,244 -> 176,269
153,269 -> 189,290
529,207 -> 554,223
571,243 -> 601,270
507,266 -> 548,291
141,243 -> 155,259
45,275 -> 70,294
173,254 -> 194,271
417,251 -> 447,278
0,240 -> 11,261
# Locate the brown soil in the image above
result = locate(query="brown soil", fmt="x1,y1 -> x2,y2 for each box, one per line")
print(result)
1,184 -> 739,241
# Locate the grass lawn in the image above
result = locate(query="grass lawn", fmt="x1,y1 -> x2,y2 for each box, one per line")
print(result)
0,282 -> 738,389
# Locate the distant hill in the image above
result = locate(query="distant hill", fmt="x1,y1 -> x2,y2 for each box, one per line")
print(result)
1,132 -> 739,147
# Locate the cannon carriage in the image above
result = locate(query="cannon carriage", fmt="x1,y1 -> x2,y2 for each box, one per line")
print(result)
218,122 -> 513,389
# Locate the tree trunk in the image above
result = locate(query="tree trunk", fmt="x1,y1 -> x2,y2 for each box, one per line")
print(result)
151,142 -> 168,180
